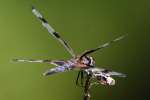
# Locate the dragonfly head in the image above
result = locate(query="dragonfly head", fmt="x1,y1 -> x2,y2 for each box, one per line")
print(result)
80,56 -> 95,67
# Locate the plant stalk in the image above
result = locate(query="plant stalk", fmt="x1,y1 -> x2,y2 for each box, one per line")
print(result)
83,74 -> 92,100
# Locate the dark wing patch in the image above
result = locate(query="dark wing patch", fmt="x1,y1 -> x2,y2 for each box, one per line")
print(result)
53,32 -> 60,38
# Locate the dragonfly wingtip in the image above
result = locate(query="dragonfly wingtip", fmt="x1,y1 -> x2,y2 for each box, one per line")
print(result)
123,74 -> 127,77
119,73 -> 127,78
31,5 -> 35,10
11,58 -> 19,62
42,73 -> 46,76
123,34 -> 128,38
42,72 -> 49,76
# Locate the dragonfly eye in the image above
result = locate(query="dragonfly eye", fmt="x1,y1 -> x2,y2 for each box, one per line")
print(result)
82,57 -> 89,64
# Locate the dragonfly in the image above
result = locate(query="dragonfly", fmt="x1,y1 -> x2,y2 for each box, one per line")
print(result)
13,6 -> 126,86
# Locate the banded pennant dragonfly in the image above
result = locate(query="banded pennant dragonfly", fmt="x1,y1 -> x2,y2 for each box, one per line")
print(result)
13,6 -> 126,86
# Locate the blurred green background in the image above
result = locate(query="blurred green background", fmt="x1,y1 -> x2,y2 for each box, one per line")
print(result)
0,0 -> 149,100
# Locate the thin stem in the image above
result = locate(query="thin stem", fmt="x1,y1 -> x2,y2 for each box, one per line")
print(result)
83,74 -> 92,100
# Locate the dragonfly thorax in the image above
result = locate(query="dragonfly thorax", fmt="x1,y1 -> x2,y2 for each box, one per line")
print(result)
80,56 -> 95,67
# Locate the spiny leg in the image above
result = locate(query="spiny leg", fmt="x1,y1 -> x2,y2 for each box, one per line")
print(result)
32,6 -> 75,58
76,70 -> 85,87
80,34 -> 127,58
76,71 -> 81,86
80,70 -> 84,86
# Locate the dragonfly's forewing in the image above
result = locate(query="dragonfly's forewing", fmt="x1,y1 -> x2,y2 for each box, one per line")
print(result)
32,6 -> 75,57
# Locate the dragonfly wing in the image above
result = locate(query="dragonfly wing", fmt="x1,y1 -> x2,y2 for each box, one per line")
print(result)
95,68 -> 126,77
32,6 -> 75,57
12,58 -> 52,63
51,60 -> 66,66
85,67 -> 126,77
80,34 -> 127,58
106,71 -> 126,77
13,58 -> 68,67
43,65 -> 74,76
